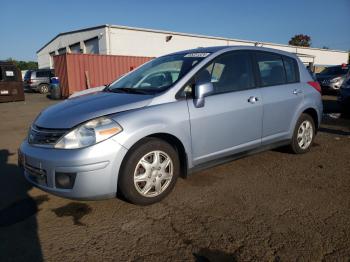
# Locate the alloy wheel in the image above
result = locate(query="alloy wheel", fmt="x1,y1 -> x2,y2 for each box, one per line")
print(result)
133,150 -> 174,198
297,120 -> 313,150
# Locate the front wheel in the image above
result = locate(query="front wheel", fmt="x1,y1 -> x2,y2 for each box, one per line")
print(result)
290,114 -> 315,154
118,138 -> 180,205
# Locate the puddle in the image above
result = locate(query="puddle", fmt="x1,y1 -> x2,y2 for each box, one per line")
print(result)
52,202 -> 92,226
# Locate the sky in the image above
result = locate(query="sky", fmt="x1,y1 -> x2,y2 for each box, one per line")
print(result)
1,0 -> 349,61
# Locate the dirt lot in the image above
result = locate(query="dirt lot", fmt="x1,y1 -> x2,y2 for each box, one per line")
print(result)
0,94 -> 349,261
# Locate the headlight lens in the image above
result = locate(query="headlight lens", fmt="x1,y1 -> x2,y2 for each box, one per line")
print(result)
330,77 -> 342,83
55,117 -> 122,149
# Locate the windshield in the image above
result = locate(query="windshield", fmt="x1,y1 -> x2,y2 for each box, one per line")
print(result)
107,53 -> 209,94
319,66 -> 348,76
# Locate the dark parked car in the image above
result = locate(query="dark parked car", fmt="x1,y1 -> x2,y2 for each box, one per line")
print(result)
338,77 -> 350,116
0,61 -> 24,103
316,64 -> 349,93
24,69 -> 55,94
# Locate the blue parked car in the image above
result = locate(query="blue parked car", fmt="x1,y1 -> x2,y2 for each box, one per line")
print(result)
19,46 -> 323,205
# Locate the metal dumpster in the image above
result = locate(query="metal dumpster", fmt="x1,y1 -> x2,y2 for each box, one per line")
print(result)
0,61 -> 25,103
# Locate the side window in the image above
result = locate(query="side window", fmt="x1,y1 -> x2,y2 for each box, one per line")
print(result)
283,56 -> 299,83
256,52 -> 286,86
196,52 -> 255,94
36,71 -> 50,78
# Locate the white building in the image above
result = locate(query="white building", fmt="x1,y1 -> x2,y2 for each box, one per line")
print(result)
37,24 -> 348,69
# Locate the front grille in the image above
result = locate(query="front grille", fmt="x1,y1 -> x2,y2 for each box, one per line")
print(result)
25,163 -> 47,186
322,79 -> 330,85
28,125 -> 68,145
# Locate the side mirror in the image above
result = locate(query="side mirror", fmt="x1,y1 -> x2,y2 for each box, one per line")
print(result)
194,82 -> 214,108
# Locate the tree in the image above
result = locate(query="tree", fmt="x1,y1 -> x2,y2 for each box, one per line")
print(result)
288,34 -> 312,47
6,58 -> 38,70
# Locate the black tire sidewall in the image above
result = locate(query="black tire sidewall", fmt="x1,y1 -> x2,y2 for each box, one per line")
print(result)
291,114 -> 315,154
118,138 -> 180,205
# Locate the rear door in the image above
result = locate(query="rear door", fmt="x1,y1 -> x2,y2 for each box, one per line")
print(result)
187,51 -> 263,165
254,51 -> 303,144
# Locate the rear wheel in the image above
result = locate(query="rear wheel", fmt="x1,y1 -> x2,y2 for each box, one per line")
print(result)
118,138 -> 180,205
39,84 -> 49,94
290,114 -> 315,154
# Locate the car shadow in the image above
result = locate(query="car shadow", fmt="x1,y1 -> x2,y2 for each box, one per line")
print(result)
319,127 -> 350,136
0,149 -> 44,261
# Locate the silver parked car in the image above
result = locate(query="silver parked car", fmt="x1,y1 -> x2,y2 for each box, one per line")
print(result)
19,46 -> 323,205
23,69 -> 55,94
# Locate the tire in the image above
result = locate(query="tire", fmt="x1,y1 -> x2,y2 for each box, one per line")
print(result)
289,113 -> 315,154
118,138 -> 180,205
39,84 -> 49,94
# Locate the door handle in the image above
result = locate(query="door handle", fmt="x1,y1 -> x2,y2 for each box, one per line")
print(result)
248,96 -> 259,104
293,89 -> 303,95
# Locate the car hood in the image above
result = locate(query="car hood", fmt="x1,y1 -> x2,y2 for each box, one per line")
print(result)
35,91 -> 153,129
316,74 -> 343,81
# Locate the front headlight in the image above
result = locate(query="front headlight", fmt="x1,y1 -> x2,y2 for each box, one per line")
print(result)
55,117 -> 122,149
330,77 -> 342,83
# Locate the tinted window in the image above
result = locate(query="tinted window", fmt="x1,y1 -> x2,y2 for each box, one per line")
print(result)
36,70 -> 50,78
197,52 -> 255,94
256,52 -> 286,86
283,56 -> 299,83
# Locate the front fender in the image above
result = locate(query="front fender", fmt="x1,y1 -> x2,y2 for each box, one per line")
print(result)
110,100 -> 194,168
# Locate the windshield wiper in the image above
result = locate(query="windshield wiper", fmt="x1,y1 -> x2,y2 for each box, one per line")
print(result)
108,87 -> 151,95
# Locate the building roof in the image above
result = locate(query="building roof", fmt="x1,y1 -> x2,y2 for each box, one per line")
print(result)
37,24 -> 348,54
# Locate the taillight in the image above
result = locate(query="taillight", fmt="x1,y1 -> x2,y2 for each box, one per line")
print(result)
307,81 -> 321,93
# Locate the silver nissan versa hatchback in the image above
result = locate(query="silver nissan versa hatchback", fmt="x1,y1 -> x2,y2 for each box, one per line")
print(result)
19,46 -> 323,205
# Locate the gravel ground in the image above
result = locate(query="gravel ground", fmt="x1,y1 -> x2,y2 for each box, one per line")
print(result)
0,93 -> 349,261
